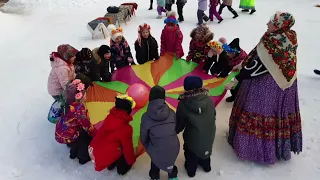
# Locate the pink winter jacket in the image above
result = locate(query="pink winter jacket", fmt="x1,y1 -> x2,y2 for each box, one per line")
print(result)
160,25 -> 184,58
47,53 -> 76,96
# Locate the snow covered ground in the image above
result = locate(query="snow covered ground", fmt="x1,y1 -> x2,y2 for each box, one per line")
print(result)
1,0 -> 320,179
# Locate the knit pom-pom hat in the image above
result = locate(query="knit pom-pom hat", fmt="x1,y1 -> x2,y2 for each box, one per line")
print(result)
164,11 -> 179,25
107,24 -> 124,41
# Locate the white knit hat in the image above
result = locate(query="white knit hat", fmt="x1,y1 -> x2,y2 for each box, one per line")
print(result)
107,24 -> 123,41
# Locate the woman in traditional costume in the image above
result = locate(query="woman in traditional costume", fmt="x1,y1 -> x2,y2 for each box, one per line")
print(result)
225,12 -> 302,165
239,0 -> 256,14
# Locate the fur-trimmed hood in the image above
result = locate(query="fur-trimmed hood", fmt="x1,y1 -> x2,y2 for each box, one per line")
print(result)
92,48 -> 102,64
178,88 -> 210,114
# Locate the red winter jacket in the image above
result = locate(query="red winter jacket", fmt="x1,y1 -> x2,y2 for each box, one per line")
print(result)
89,107 -> 136,171
160,25 -> 184,58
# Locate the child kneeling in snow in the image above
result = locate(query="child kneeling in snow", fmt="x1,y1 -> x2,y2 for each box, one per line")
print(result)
140,86 -> 180,180
55,79 -> 96,165
186,24 -> 213,64
48,44 -> 77,100
134,23 -> 159,64
176,76 -> 216,178
160,11 -> 184,59
203,39 -> 231,77
108,25 -> 135,70
89,94 -> 136,177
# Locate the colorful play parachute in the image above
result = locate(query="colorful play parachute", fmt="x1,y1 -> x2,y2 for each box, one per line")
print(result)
86,53 -> 238,157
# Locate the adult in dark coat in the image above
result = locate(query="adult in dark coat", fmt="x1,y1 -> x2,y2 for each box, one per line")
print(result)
176,76 -> 216,178
134,23 -> 159,65
140,86 -> 179,179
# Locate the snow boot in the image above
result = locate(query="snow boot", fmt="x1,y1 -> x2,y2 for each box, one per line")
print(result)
78,158 -> 90,165
314,69 -> 320,75
218,19 -> 223,23
242,9 -> 249,12
203,14 -> 209,22
226,96 -> 235,102
250,9 -> 256,14
198,158 -> 211,172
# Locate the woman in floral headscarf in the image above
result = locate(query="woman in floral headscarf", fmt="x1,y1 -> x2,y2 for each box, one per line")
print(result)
225,12 -> 302,165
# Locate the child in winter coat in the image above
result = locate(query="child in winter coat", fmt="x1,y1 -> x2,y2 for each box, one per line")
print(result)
140,86 -> 180,180
197,0 -> 210,25
160,11 -> 184,59
209,0 -> 223,23
222,38 -> 247,102
48,44 -> 77,100
89,94 -> 136,177
134,23 -> 159,64
176,0 -> 187,22
203,40 -> 231,77
186,24 -> 213,64
91,45 -> 113,82
74,47 -> 104,82
74,48 -> 93,78
55,78 -> 96,165
157,0 -> 167,18
218,0 -> 238,18
108,25 -> 135,70
176,76 -> 216,178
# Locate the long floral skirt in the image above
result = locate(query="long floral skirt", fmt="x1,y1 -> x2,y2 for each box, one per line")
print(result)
228,73 -> 302,165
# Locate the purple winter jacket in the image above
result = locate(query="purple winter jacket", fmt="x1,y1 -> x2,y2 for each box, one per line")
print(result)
198,0 -> 208,11
140,99 -> 180,173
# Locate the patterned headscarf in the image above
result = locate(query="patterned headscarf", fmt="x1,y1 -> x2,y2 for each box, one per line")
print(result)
261,12 -> 298,82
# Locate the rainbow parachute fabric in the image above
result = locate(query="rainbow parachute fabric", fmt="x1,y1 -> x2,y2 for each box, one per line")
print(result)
86,53 -> 238,157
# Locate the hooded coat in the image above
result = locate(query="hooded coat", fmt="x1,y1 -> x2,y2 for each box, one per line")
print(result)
89,107 -> 136,171
91,48 -> 113,82
160,25 -> 184,58
176,88 -> 216,159
48,52 -> 76,96
140,99 -> 180,172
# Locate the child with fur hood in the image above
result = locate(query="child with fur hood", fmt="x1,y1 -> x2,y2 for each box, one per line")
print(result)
134,23 -> 159,64
186,24 -> 213,64
203,39 -> 231,77
140,86 -> 180,180
48,44 -> 77,100
176,76 -> 216,178
160,11 -> 184,59
108,25 -> 135,70
89,94 -> 136,177
55,78 -> 96,165
91,45 -> 113,82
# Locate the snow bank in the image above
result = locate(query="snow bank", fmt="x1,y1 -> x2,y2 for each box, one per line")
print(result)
1,0 -> 106,13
